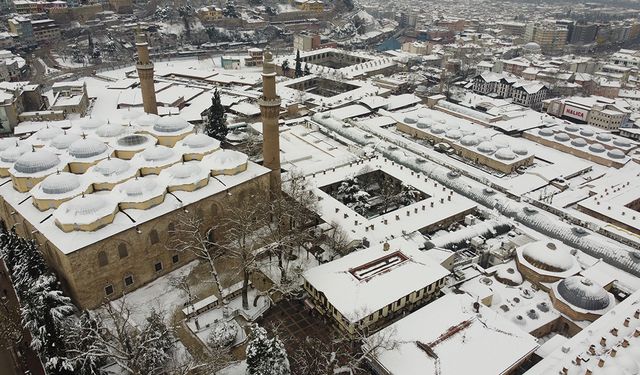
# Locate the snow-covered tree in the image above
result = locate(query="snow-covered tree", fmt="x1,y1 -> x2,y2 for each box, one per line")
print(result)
281,59 -> 290,76
21,274 -> 75,374
65,311 -> 105,375
246,325 -> 290,375
304,63 -> 310,76
207,320 -> 238,348
398,184 -> 422,206
204,89 -> 228,141
337,177 -> 370,216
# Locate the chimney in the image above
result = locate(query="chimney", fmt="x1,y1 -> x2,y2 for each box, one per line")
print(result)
588,345 -> 596,355
634,328 -> 640,337
624,317 -> 630,327
574,357 -> 581,365
585,369 -> 592,375
610,348 -> 617,357
622,339 -> 630,348
598,359 -> 605,368
383,242 -> 390,251
635,309 -> 639,319
610,328 -> 618,337
600,337 -> 606,347
561,368 -> 568,375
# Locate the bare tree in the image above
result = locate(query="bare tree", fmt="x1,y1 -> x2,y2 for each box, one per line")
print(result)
167,213 -> 225,295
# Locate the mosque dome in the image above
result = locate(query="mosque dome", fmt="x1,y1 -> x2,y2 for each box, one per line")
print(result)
477,141 -> 497,154
93,158 -> 131,177
142,145 -> 174,162
404,115 -> 418,124
460,135 -> 480,146
166,162 -> 203,180
116,134 -> 153,148
58,194 -> 113,221
0,138 -> 19,152
554,132 -> 570,142
521,241 -> 576,272
35,126 -> 64,141
182,133 -> 220,150
596,133 -> 612,142
96,123 -> 125,138
613,138 -> 631,148
77,117 -> 103,130
13,149 -> 60,174
119,177 -> 160,198
68,138 -> 109,159
608,149 -> 626,159
523,42 -> 541,51
133,113 -> 160,127
445,129 -> 462,140
40,172 -> 81,195
556,276 -> 611,311
51,133 -> 82,150
571,138 -> 588,147
416,119 -> 431,129
589,143 -> 606,153
538,128 -> 554,137
153,116 -> 190,133
431,123 -> 447,134
564,124 -> 579,133
0,143 -> 30,163
495,149 -> 516,161
580,129 -> 594,137
512,146 -> 528,155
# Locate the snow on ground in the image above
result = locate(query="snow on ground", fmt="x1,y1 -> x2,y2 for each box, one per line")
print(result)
38,58 -> 59,75
52,54 -> 90,69
217,360 -> 247,375
108,260 -> 199,327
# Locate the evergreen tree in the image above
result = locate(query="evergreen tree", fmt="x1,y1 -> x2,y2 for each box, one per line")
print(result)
11,240 -> 47,292
246,325 -> 290,375
22,274 -> 75,374
65,311 -> 105,375
133,309 -> 173,373
204,89 -> 228,141
304,63 -> 310,76
88,33 -> 94,54
281,59 -> 290,76
0,227 -> 23,271
294,50 -> 302,78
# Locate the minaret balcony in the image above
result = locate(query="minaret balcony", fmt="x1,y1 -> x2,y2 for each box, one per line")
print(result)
258,97 -> 281,107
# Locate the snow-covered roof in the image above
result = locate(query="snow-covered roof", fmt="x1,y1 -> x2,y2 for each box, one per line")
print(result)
364,293 -> 538,375
303,237 -> 450,323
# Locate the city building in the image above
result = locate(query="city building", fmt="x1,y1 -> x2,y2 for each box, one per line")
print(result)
365,293 -> 539,375
525,23 -> 568,54
197,6 -> 223,22
544,96 -> 631,130
50,81 -> 90,116
0,81 -> 49,133
30,19 -> 60,44
292,33 -> 337,52
303,238 -> 450,336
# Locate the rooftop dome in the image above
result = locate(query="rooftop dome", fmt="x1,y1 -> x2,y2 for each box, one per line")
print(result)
153,116 -> 190,133
589,143 -> 605,153
446,123 -> 460,130
556,276 -> 610,311
0,143 -> 30,164
613,138 -> 631,148
495,265 -> 523,286
68,138 -> 109,159
404,115 -> 417,124
580,129 -> 594,137
77,117 -> 103,130
59,194 -> 111,218
460,134 -> 479,146
445,129 -> 462,140
93,157 -> 130,177
523,42 -> 541,51
564,124 -> 579,132
119,177 -> 160,198
554,132 -> 570,142
51,133 -> 82,150
596,133 -> 612,142
182,133 -> 220,150
166,162 -> 203,179
416,119 -> 431,129
512,146 -> 528,155
571,137 -> 587,147
13,149 -> 60,174
607,149 -> 625,159
142,145 -> 174,162
116,134 -> 153,148
0,138 -> 19,152
431,123 -> 447,134
96,123 -> 125,138
477,141 -> 497,154
133,113 -> 160,127
521,241 -> 576,273
495,148 -> 516,161
35,126 -> 64,141
538,128 -> 553,137
40,172 -> 81,195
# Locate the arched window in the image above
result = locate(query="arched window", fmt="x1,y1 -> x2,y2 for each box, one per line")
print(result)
98,251 -> 108,267
118,244 -> 128,259
149,229 -> 160,245
210,203 -> 219,217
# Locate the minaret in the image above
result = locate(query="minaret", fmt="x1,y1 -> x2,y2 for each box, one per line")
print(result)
135,30 -> 158,115
258,49 -> 282,191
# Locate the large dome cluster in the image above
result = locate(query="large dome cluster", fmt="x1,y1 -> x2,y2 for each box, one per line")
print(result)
13,149 -> 61,174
